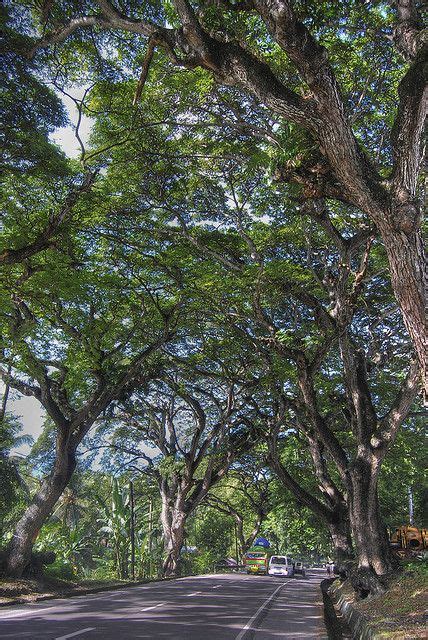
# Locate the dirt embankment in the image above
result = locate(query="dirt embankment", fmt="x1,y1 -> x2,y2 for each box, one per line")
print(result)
330,562 -> 427,639
0,577 -> 129,605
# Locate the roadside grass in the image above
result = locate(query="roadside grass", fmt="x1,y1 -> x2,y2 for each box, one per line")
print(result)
354,560 -> 427,639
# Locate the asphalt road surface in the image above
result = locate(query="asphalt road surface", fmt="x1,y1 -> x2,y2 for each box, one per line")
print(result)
0,570 -> 328,640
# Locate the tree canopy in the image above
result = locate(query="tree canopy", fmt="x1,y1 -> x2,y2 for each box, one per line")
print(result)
0,0 -> 425,595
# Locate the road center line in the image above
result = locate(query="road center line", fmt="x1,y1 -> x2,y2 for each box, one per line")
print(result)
55,628 -> 95,640
141,602 -> 165,612
186,591 -> 201,597
234,580 -> 290,640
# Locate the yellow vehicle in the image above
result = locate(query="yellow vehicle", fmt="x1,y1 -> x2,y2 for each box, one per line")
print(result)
244,538 -> 274,575
389,525 -> 428,557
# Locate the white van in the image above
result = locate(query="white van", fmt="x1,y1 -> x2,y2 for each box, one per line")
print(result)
268,555 -> 294,576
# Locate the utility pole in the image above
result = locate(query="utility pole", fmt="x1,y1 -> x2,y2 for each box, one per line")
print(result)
130,480 -> 135,581
408,487 -> 414,525
0,363 -> 12,423
234,521 -> 239,564
148,496 -> 153,577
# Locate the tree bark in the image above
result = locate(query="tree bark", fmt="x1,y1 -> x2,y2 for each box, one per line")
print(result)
161,517 -> 186,577
233,511 -> 264,558
379,224 -> 426,397
160,486 -> 187,577
347,453 -> 397,596
4,447 -> 76,577
326,503 -> 354,575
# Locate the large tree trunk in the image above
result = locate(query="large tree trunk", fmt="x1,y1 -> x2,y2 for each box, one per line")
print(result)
347,455 -> 397,596
160,490 -> 186,578
237,513 -> 264,558
4,449 -> 76,578
380,225 -> 426,396
327,513 -> 353,572
234,516 -> 246,559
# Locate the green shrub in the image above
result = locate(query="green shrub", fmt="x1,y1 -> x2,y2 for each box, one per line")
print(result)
44,558 -> 76,582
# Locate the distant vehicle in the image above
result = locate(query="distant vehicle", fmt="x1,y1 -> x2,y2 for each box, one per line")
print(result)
217,558 -> 238,567
253,537 -> 271,548
268,555 -> 294,577
244,539 -> 274,575
294,561 -> 306,576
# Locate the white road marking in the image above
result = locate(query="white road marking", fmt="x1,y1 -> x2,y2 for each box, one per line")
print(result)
0,606 -> 55,619
212,584 -> 222,589
140,602 -> 165,612
55,628 -> 95,640
186,591 -> 201,597
234,580 -> 290,640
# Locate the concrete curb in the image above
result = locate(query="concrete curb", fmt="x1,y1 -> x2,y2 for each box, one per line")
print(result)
0,577 -> 175,608
320,577 -> 348,639
329,579 -> 376,640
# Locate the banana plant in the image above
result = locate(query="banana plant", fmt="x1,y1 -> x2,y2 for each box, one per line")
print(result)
96,478 -> 131,579
34,523 -> 89,575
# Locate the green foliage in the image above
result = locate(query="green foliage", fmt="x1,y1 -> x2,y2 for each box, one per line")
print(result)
34,521 -> 89,578
194,510 -> 234,562
265,502 -> 331,561
379,415 -> 427,529
96,478 -> 131,579
0,0 -> 422,585
1,4 -> 68,177
0,414 -> 32,541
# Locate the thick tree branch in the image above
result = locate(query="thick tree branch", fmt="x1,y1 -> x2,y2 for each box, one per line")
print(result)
296,357 -> 349,477
30,1 -> 163,57
0,366 -> 41,399
252,0 -> 386,215
374,359 -> 420,450
29,16 -> 110,57
394,0 -> 427,60
70,331 -> 172,446
29,2 -> 312,125
267,442 -> 334,523
0,172 -> 97,266
391,46 -> 427,231
305,435 -> 346,509
339,336 -> 378,443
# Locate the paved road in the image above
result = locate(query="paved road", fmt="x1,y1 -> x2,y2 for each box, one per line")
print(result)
0,570 -> 328,640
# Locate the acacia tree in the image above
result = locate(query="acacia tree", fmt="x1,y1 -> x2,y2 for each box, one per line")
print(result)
91,143 -> 420,591
152,161 -> 419,592
23,0 -> 427,391
97,371 -> 259,576
231,242 -> 418,592
0,232 -> 179,577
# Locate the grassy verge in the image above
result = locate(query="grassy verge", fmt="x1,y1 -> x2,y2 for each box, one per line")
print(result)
333,560 -> 427,639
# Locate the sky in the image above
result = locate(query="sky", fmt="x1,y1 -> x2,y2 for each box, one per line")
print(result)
7,89 -> 93,455
50,88 -> 93,159
8,392 -> 45,457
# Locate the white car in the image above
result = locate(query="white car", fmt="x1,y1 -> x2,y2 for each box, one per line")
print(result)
268,555 -> 294,576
